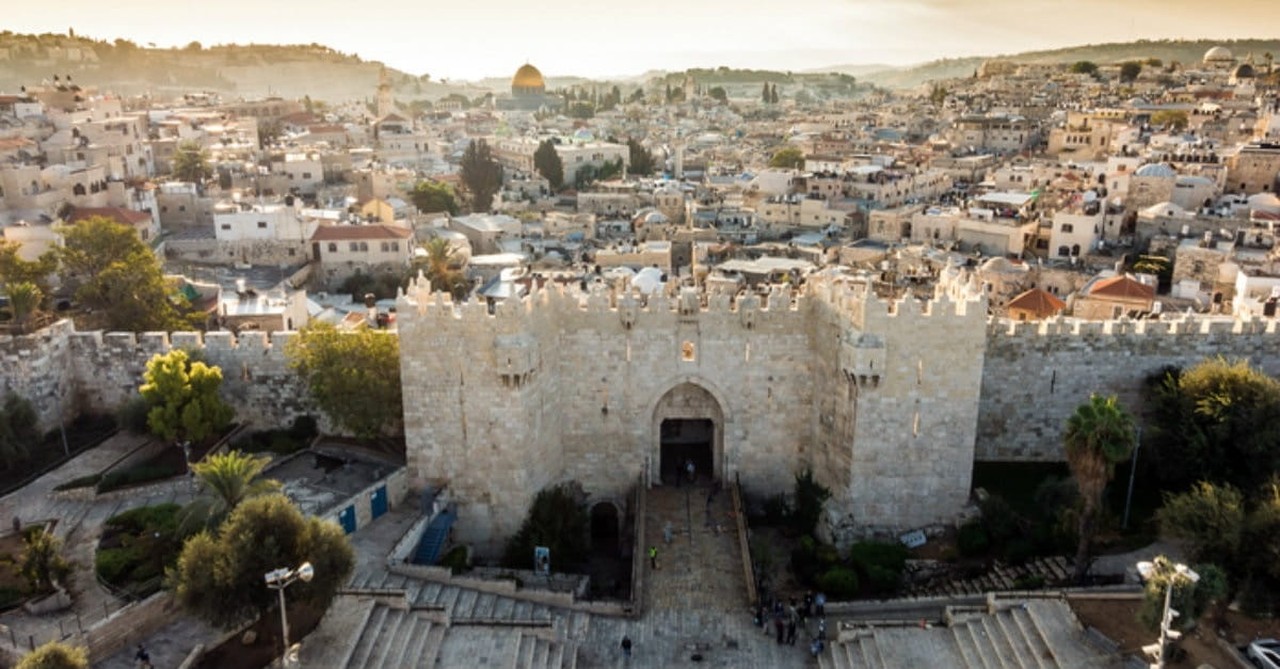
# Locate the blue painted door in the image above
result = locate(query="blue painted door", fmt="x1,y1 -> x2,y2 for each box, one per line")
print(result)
370,485 -> 388,520
339,505 -> 357,534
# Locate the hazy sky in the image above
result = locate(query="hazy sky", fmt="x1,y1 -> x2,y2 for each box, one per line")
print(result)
7,0 -> 1275,80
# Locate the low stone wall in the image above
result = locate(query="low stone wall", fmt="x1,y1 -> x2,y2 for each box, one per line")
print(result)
732,475 -> 757,608
82,591 -> 177,663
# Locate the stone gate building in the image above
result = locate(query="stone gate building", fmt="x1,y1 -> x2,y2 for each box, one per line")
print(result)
396,275 -> 989,553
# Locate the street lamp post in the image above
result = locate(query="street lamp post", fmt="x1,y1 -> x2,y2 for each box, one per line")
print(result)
264,562 -> 314,666
1137,559 -> 1199,669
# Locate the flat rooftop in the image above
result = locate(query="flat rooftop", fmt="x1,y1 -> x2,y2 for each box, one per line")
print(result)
267,449 -> 401,517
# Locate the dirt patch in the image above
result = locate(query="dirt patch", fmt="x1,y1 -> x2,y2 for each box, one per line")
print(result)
1070,597 -> 1280,668
194,602 -> 325,669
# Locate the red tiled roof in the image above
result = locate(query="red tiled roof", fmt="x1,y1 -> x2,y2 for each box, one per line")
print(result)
67,206 -> 151,226
1006,287 -> 1067,319
1089,275 -> 1155,301
310,224 -> 413,241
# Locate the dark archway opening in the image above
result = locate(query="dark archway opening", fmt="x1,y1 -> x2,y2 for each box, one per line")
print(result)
590,503 -> 619,548
586,502 -> 631,599
660,418 -> 714,485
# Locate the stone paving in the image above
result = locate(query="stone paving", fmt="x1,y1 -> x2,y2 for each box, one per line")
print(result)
0,432 -> 203,664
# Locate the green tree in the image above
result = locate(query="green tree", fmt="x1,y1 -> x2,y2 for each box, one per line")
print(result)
171,141 -> 212,185
139,349 -> 233,449
409,180 -> 459,215
501,483 -> 590,571
19,528 -> 72,593
1156,482 -> 1244,567
1070,61 -> 1099,76
459,139 -> 502,212
1064,394 -> 1136,582
627,139 -> 655,176
58,217 -> 191,331
792,469 -> 832,537
761,81 -> 770,103
172,494 -> 353,629
7,281 -> 43,331
413,238 -> 468,300
770,84 -> 779,104
183,450 -> 281,531
533,140 -> 565,191
1119,61 -> 1142,83
1147,358 -> 1280,492
16,641 -> 88,669
769,147 -> 805,169
708,86 -> 728,103
1150,110 -> 1189,131
285,322 -> 402,438
0,241 -> 58,299
0,394 -> 39,470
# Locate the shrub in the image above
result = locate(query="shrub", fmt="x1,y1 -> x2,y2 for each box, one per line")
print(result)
979,495 -> 1022,545
53,474 -> 101,492
957,521 -> 990,557
792,469 -> 831,537
116,396 -> 151,434
863,565 -> 901,595
104,503 -> 181,535
817,567 -> 860,600
1003,539 -> 1035,565
289,415 -> 318,441
762,493 -> 791,527
95,547 -> 136,584
440,546 -> 469,575
1013,574 -> 1045,590
97,465 -> 179,492
848,541 -> 908,573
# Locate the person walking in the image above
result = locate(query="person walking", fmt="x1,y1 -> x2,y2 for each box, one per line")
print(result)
774,613 -> 785,645
815,591 -> 826,617
134,644 -> 152,669
685,458 -> 695,484
648,545 -> 659,570
621,635 -> 632,659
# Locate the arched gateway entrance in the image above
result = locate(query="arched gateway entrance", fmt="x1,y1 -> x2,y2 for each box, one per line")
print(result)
651,382 -> 725,486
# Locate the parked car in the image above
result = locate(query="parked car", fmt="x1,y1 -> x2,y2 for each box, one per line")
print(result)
1249,638 -> 1280,669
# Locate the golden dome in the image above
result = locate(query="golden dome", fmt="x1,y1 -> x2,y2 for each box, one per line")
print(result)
512,64 -> 545,92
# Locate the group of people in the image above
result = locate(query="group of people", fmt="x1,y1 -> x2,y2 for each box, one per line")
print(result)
753,591 -> 828,656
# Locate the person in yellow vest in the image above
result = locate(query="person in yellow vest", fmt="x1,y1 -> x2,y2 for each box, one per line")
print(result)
648,545 -> 659,570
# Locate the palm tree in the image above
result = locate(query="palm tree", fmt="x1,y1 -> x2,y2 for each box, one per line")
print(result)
7,281 -> 42,332
181,450 -> 280,532
415,238 -> 469,300
1065,394 -> 1136,582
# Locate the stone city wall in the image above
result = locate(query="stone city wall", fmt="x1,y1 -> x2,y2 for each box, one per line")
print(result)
977,315 -> 1280,461
0,320 -> 312,436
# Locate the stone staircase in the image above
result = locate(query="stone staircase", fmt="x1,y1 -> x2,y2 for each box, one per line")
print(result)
819,599 -> 1118,669
341,603 -> 446,669
905,556 -> 1074,597
511,631 -> 578,669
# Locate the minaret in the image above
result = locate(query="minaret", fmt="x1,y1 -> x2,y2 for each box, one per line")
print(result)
376,66 -> 394,119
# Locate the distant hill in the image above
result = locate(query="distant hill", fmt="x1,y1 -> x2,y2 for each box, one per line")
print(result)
850,38 -> 1280,89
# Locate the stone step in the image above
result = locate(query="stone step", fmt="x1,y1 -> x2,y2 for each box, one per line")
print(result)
363,608 -> 410,669
546,640 -> 565,669
418,581 -> 442,606
513,633 -> 535,669
1012,605 -> 1057,669
454,589 -> 479,618
966,616 -> 1001,669
344,604 -> 389,669
492,596 -> 516,621
838,638 -> 861,669
394,617 -> 430,669
860,633 -> 884,669
951,622 -> 983,669
532,636 -> 550,669
473,592 -> 498,619
512,600 -> 532,621
435,585 -> 461,610
1026,599 -> 1103,669
994,610 -> 1033,669
977,615 -> 1015,669
417,621 -> 446,669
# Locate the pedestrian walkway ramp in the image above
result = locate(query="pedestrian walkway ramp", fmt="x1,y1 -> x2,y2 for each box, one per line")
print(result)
643,483 -> 749,614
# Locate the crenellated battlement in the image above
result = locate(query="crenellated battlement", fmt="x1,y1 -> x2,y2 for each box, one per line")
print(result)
988,314 -> 1280,339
